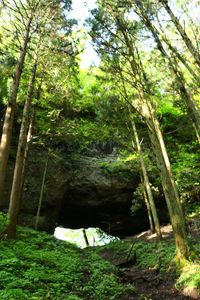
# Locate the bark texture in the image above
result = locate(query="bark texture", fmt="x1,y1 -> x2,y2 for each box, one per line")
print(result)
0,16 -> 32,205
142,99 -> 189,259
7,61 -> 37,238
115,13 -> 189,258
130,115 -> 162,239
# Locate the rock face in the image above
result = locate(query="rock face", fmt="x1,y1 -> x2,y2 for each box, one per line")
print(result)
3,143 -> 167,236
57,156 -> 146,236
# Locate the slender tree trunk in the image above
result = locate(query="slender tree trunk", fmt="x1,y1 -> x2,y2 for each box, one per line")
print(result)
136,44 -> 190,258
156,22 -> 199,84
83,229 -> 90,247
133,5 -> 200,142
118,20 -> 160,240
35,152 -> 49,230
160,0 -> 200,68
18,114 -> 34,204
121,20 -> 189,257
130,133 -> 155,234
143,187 -> 154,234
0,16 -> 32,205
6,61 -> 37,238
130,115 -> 162,239
122,74 -> 158,236
142,98 -> 189,259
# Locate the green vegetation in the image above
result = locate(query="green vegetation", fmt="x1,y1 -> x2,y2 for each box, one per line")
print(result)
0,212 -> 9,235
1,227 -> 199,299
96,238 -> 200,293
177,264 -> 200,290
0,0 -> 200,297
96,239 -> 176,271
0,227 -> 133,300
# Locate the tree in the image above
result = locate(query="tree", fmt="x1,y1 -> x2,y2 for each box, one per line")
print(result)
159,0 -> 200,68
131,0 -> 200,143
0,0 -> 73,204
130,113 -> 162,239
0,1 -> 35,203
89,0 -> 189,259
2,0 -> 76,237
6,59 -> 37,238
120,71 -> 162,239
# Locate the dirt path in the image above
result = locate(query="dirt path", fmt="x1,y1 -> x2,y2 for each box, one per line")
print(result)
101,224 -> 200,300
118,266 -> 195,299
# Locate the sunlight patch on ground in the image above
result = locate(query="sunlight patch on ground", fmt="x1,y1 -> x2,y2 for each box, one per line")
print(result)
54,227 -> 119,248
126,224 -> 174,242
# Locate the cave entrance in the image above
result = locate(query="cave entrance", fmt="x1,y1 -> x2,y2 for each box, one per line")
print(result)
56,187 -> 152,237
57,202 -> 113,235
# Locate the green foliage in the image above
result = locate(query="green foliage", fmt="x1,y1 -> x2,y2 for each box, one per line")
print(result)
131,199 -> 143,216
0,212 -> 9,235
131,184 -> 145,216
96,239 -> 176,273
134,241 -> 176,270
172,143 -> 200,207
80,252 -> 133,299
0,227 -> 131,300
95,237 -> 198,295
96,239 -> 175,271
100,151 -> 138,176
176,263 -> 200,290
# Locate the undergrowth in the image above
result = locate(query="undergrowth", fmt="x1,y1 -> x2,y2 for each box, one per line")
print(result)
95,239 -> 176,271
95,238 -> 200,293
176,263 -> 200,290
1,226 -> 200,299
0,227 -> 133,300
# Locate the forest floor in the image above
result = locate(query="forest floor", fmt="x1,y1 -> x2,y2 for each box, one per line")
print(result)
0,221 -> 200,299
99,223 -> 200,300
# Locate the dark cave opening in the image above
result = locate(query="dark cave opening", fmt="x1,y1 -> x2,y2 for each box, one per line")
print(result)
56,188 -> 151,237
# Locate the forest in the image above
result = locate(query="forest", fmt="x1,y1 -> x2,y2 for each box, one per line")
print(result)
0,0 -> 200,299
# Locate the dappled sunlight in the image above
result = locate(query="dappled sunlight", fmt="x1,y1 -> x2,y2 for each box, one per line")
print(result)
128,224 -> 174,242
54,227 -> 119,248
178,264 -> 200,299
135,231 -> 147,238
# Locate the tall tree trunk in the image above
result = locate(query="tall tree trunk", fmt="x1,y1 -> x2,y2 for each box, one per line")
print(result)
132,4 -> 200,142
130,114 -> 162,239
0,16 -> 32,205
120,18 -> 189,258
121,72 -> 159,237
136,43 -> 190,258
160,0 -> 200,68
141,98 -> 189,259
6,61 -> 37,239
